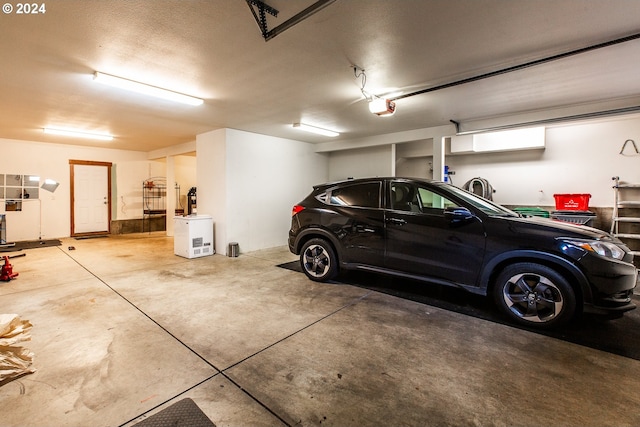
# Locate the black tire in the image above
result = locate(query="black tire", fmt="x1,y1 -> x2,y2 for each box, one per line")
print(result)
493,262 -> 577,328
300,238 -> 338,282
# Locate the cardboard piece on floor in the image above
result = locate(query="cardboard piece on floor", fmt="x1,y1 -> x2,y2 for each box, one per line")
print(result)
0,313 -> 35,385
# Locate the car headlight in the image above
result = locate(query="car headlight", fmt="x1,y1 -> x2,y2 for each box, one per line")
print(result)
562,239 -> 625,260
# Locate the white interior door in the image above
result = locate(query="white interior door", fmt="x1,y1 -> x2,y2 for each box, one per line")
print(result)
73,164 -> 109,235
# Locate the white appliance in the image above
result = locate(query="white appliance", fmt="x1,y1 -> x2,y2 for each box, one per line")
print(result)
173,215 -> 214,259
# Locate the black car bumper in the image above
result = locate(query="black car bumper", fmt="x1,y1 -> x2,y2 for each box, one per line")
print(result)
583,254 -> 638,314
287,231 -> 297,254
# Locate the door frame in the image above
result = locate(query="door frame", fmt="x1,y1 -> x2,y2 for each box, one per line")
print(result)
69,160 -> 112,237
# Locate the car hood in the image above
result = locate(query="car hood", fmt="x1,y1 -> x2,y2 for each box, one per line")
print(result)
496,215 -> 617,241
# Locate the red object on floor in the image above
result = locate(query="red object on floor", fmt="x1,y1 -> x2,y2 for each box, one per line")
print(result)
0,256 -> 19,281
553,194 -> 591,211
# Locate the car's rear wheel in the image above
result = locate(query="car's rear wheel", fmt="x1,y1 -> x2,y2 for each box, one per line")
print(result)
300,238 -> 338,282
493,263 -> 576,328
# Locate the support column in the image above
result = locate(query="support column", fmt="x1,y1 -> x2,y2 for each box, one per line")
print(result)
432,135 -> 446,182
391,143 -> 397,176
165,155 -> 176,237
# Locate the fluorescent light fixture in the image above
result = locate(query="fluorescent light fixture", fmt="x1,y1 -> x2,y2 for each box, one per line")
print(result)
451,127 -> 546,153
368,98 -> 396,116
93,71 -> 204,106
44,127 -> 114,141
292,123 -> 339,137
472,127 -> 545,152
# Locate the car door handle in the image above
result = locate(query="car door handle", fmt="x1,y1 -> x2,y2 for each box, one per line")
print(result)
387,218 -> 407,225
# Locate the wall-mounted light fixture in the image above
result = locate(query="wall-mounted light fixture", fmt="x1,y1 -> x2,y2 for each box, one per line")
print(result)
93,72 -> 204,106
41,178 -> 60,193
44,127 -> 114,141
292,123 -> 339,137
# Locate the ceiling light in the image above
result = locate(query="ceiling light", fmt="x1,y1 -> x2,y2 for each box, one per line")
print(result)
292,123 -> 339,137
43,127 -> 114,141
369,98 -> 396,116
93,72 -> 204,106
353,66 -> 397,117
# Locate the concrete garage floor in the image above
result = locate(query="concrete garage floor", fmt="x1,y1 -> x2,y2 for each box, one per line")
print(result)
2,233 -> 640,427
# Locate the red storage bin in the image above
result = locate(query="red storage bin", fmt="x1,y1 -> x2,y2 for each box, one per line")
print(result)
553,194 -> 591,211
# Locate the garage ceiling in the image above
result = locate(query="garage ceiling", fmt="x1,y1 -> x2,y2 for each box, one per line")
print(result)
1,0 -> 640,152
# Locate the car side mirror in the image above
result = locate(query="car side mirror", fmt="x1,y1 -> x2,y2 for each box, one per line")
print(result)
444,206 -> 475,223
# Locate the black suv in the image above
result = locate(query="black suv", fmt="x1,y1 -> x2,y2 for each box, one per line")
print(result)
288,177 -> 638,328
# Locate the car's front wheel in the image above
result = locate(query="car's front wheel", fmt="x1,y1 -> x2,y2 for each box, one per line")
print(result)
493,263 -> 577,328
300,238 -> 338,282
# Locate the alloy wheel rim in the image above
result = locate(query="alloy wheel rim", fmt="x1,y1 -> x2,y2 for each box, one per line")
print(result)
303,244 -> 330,277
502,272 -> 564,323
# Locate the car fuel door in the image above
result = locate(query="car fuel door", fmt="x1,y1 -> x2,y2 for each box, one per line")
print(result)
385,182 -> 486,287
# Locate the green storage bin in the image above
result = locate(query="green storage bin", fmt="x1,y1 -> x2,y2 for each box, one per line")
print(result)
513,207 -> 550,218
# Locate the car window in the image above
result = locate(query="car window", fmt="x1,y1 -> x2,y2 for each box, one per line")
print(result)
443,184 -> 518,216
417,186 -> 457,213
390,182 -> 456,214
328,182 -> 381,208
390,182 -> 421,212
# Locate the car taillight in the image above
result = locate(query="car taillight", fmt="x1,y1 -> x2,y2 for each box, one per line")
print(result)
292,205 -> 305,216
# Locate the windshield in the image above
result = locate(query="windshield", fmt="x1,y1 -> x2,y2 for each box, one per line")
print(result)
444,184 -> 518,217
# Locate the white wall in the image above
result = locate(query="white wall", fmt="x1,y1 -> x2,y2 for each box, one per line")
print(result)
328,116 -> 640,209
328,144 -> 393,181
5,114 -> 638,245
146,141 -> 198,214
0,138 -> 159,240
114,160 -> 165,220
226,129 -> 328,252
174,155 -> 197,210
126,155 -> 197,218
196,129 -> 227,252
197,128 -> 328,254
447,117 -> 640,207
397,157 -> 434,179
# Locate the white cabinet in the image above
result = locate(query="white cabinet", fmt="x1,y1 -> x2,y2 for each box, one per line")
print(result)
173,215 -> 214,259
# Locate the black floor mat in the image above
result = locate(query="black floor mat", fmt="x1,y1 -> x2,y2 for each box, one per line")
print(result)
278,260 -> 640,361
0,239 -> 61,252
131,398 -> 215,427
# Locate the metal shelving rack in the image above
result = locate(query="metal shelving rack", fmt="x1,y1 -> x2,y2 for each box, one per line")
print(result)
142,177 -> 183,232
142,177 -> 166,233
0,214 -> 5,245
611,176 -> 640,262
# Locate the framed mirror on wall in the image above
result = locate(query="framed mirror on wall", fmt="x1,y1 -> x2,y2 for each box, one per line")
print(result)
1,174 -> 41,211
0,173 -> 60,242
23,175 -> 40,200
0,174 -> 59,212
